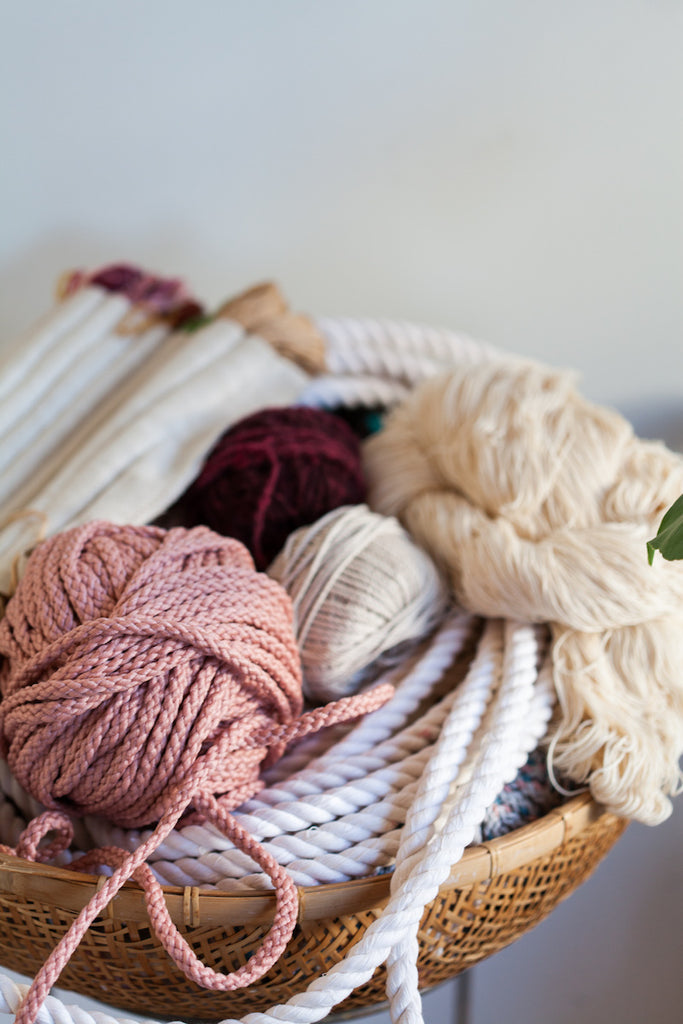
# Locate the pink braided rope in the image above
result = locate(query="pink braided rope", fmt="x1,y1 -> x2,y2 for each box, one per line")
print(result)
0,521 -> 393,1024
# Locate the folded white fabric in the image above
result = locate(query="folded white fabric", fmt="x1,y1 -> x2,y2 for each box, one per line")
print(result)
0,283 -> 309,595
0,287 -> 173,519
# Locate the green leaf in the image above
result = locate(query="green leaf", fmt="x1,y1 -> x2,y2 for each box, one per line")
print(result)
647,494 -> 683,564
180,312 -> 214,333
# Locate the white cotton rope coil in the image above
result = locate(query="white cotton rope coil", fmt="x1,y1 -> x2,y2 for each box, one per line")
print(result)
0,613 -> 482,887
0,619 -> 551,1024
102,628 -> 496,888
315,316 -> 499,383
258,611 -> 473,782
0,615 -> 554,892
268,504 -> 450,702
298,316 -> 500,415
0,617 -> 554,895
362,356 -> 683,826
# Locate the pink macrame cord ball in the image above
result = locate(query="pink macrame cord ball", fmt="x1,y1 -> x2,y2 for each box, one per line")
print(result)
0,520 -> 392,1024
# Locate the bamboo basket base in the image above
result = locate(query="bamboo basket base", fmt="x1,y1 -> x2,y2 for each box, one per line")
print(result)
0,798 -> 627,1022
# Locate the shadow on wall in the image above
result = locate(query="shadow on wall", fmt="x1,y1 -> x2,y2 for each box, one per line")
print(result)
619,398 -> 683,454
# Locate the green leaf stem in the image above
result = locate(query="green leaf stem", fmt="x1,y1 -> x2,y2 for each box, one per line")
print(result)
647,494 -> 683,564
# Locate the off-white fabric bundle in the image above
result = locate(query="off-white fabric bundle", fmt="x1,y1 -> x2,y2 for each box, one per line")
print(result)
363,356 -> 683,825
0,292 -> 309,595
0,287 -> 174,518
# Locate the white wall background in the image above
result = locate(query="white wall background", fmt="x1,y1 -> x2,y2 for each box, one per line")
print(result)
1,2 -> 681,1023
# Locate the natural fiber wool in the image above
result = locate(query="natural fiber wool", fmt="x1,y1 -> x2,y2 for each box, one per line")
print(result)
180,406 -> 367,570
0,521 -> 393,1024
363,356 -> 683,825
269,504 -> 450,703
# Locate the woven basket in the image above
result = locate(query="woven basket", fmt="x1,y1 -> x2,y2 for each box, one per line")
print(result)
0,793 -> 626,1021
0,294 -> 633,1023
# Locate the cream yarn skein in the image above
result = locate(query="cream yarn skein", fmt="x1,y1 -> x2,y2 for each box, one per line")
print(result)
363,357 -> 683,825
268,504 -> 450,703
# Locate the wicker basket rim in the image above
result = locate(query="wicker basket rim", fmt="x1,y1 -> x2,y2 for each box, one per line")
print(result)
0,792 -> 610,927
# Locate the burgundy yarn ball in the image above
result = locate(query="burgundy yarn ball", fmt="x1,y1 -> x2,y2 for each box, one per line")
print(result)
182,406 -> 367,569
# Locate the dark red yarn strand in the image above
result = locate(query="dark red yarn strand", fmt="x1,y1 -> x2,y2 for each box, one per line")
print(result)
181,406 -> 367,569
61,263 -> 203,327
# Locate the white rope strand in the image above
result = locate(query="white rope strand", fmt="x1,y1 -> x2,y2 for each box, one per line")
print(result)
315,317 -> 498,383
298,374 -> 410,411
385,621 -> 544,1024
263,612 -> 475,783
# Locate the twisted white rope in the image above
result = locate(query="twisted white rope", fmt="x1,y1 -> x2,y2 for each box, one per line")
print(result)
15,615 -> 470,846
0,622 -> 555,1024
298,315 -> 502,413
148,634 -> 493,888
0,616 -> 481,886
315,317 -> 499,382
385,621 -> 547,1024
298,374 -> 410,412
1,619 -> 550,1024
262,612 -> 475,787
167,624 -> 551,890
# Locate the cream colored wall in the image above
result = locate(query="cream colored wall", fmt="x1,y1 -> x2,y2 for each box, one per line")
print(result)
1,2 -> 681,1022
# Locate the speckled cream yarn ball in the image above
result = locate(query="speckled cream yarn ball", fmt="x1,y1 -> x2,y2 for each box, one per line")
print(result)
363,357 -> 683,825
268,504 -> 449,703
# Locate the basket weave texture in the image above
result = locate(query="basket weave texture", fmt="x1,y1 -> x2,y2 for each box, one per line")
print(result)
0,794 -> 626,1021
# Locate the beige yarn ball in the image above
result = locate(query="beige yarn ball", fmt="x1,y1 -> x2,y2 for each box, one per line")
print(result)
268,504 -> 449,703
363,356 -> 683,825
